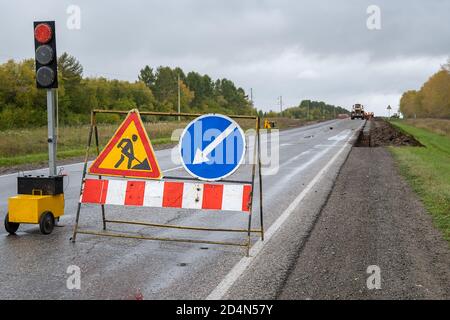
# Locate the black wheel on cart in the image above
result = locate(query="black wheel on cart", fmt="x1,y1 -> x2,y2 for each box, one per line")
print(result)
39,211 -> 55,235
4,213 -> 20,234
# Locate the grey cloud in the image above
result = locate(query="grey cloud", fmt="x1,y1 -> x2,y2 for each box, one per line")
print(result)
0,0 -> 448,115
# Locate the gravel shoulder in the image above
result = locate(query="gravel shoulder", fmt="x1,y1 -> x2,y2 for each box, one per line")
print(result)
279,147 -> 450,299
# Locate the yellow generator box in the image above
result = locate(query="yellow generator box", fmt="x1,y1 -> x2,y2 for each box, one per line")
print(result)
8,194 -> 64,224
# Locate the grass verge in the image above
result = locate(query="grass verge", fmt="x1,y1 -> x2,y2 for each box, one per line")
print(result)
389,120 -> 450,242
0,117 -> 321,169
0,137 -> 173,167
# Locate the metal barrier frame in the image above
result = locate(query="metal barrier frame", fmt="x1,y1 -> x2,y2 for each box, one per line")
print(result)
71,110 -> 264,256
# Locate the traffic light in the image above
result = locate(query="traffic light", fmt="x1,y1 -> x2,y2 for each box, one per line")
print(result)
34,21 -> 58,89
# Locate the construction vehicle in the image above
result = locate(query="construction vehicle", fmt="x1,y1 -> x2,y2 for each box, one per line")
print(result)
263,119 -> 276,129
351,104 -> 365,120
364,112 -> 374,120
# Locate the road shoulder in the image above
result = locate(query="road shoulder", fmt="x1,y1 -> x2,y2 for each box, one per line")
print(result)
221,129 -> 357,299
279,147 -> 450,299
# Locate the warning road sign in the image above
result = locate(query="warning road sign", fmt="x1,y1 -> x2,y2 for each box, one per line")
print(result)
89,110 -> 162,179
179,114 -> 246,181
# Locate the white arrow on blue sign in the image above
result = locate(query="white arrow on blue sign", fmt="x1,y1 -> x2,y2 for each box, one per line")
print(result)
179,114 -> 246,181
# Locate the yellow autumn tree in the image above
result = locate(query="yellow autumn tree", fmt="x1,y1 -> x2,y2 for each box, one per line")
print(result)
420,70 -> 450,118
400,61 -> 450,119
400,90 -> 420,118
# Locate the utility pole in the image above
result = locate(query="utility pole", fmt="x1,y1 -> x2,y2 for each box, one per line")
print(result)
250,88 -> 253,105
177,74 -> 181,121
307,101 -> 310,120
278,95 -> 283,114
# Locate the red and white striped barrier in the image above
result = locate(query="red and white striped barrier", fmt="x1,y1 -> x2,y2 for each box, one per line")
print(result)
81,179 -> 252,213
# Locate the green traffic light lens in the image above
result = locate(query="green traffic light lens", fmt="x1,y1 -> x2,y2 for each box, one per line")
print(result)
36,66 -> 55,87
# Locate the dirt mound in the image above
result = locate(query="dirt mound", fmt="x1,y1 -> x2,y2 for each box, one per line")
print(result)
357,118 -> 423,147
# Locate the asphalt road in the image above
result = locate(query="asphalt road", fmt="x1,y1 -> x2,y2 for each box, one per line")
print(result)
0,119 -> 363,299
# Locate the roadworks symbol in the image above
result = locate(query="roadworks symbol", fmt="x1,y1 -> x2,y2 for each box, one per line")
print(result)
114,134 -> 151,170
89,110 -> 162,179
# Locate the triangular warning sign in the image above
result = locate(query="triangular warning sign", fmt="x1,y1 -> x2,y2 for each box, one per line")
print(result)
89,110 -> 162,179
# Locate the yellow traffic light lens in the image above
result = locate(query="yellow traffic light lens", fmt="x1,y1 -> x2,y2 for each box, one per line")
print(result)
35,45 -> 54,65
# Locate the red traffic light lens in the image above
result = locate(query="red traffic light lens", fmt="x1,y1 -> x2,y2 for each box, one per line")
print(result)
34,23 -> 52,43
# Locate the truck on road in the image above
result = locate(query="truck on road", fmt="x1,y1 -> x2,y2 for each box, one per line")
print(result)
351,104 -> 365,120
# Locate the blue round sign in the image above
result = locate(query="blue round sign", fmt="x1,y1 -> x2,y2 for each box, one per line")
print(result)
179,114 -> 246,181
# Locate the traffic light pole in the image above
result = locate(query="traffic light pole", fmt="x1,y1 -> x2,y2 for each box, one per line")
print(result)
47,89 -> 57,176
4,20 -> 67,235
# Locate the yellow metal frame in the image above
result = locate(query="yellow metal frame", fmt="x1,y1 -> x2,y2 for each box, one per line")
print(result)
8,194 -> 64,224
71,109 -> 264,256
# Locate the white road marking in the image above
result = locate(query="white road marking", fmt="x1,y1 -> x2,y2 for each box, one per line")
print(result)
262,130 -> 349,177
0,172 -> 20,179
164,165 -> 183,173
206,129 -> 357,300
267,141 -> 340,190
262,150 -> 312,176
314,144 -> 344,148
328,129 -> 351,141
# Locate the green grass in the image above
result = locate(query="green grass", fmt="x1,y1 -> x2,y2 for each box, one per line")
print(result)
400,118 -> 450,138
0,149 -> 86,167
0,120 -> 188,168
389,120 -> 450,242
0,116 -> 313,169
0,137 -> 173,167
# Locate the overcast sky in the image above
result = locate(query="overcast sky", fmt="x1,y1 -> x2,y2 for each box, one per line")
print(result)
1,0 -> 449,115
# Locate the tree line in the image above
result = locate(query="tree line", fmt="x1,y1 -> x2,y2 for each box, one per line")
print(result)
261,100 -> 349,120
0,52 -> 348,130
0,53 -> 254,130
400,59 -> 450,119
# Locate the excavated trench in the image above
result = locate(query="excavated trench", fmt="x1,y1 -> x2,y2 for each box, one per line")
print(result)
355,118 -> 423,147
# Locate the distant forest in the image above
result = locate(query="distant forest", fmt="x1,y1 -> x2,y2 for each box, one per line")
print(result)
264,100 -> 349,120
0,53 -> 347,130
0,53 -> 254,129
400,59 -> 450,119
